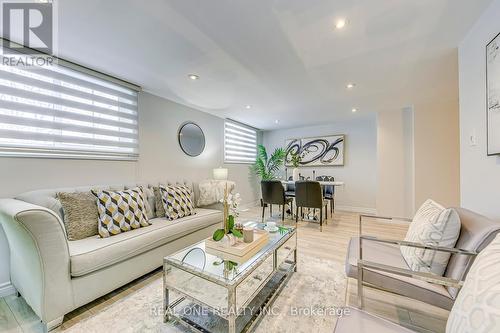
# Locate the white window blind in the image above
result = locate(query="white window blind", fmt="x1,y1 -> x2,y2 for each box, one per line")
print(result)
0,47 -> 139,160
224,119 -> 257,163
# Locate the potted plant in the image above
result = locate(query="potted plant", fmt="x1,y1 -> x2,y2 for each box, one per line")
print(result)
290,152 -> 302,181
251,145 -> 286,180
212,186 -> 243,246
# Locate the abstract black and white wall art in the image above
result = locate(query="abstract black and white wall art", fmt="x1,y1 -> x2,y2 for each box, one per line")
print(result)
487,32 -> 500,155
285,135 -> 345,167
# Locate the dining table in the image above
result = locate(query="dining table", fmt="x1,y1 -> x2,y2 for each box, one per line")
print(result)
281,180 -> 344,187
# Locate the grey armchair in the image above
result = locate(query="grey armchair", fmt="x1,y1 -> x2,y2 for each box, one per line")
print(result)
336,232 -> 500,333
345,208 -> 500,310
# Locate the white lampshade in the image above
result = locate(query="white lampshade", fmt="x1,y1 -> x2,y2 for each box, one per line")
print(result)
213,167 -> 228,180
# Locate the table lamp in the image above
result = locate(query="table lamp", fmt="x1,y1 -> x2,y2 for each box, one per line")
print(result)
213,167 -> 228,180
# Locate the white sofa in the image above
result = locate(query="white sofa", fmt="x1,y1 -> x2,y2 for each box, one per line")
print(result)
0,183 -> 222,332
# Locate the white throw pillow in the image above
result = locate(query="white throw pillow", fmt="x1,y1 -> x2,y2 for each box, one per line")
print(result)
446,233 -> 500,332
400,199 -> 461,276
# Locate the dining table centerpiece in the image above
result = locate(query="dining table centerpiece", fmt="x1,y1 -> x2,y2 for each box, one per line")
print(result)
212,184 -> 243,246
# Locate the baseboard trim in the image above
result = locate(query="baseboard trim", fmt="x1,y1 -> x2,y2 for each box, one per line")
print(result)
335,205 -> 377,215
0,282 -> 16,298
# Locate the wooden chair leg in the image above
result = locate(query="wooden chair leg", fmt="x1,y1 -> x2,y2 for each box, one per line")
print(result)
295,206 -> 299,225
270,204 -> 273,218
262,205 -> 265,222
282,204 -> 285,222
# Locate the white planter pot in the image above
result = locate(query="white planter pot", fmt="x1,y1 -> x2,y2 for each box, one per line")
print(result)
292,168 -> 300,181
220,234 -> 237,247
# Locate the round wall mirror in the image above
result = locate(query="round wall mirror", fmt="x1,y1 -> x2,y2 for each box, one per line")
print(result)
178,122 -> 205,157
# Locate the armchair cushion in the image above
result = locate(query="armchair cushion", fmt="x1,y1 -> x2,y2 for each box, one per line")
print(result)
334,307 -> 416,333
346,237 -> 454,309
401,199 -> 460,276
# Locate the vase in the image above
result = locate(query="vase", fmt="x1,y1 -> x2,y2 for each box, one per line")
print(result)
220,234 -> 237,247
292,168 -> 300,181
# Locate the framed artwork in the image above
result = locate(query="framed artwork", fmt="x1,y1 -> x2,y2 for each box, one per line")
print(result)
285,134 -> 345,167
487,32 -> 500,155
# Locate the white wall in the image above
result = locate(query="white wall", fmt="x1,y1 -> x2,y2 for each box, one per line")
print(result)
0,91 -> 260,293
377,108 -> 415,217
262,116 -> 377,213
459,0 -> 500,219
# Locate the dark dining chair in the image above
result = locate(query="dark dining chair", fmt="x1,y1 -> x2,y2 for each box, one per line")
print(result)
285,176 -> 296,198
316,175 -> 335,214
294,181 -> 328,231
261,180 -> 293,222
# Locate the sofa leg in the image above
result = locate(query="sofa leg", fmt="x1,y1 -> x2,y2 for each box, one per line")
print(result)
42,316 -> 64,333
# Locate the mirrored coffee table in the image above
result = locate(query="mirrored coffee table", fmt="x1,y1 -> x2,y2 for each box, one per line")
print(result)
163,222 -> 297,333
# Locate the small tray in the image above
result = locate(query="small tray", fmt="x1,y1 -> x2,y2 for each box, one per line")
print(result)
205,230 -> 269,260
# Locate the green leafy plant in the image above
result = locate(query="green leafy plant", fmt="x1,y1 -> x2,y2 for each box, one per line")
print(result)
252,145 -> 286,180
290,152 -> 302,168
212,215 -> 243,241
212,191 -> 243,242
278,225 -> 290,235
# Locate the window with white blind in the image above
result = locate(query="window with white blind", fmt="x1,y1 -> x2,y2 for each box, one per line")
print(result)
0,47 -> 140,160
224,119 -> 257,164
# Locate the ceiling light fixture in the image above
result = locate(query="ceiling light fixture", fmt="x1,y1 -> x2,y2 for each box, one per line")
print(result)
245,105 -> 252,109
275,120 -> 280,124
351,108 -> 358,113
188,74 -> 199,80
346,83 -> 356,89
335,18 -> 348,30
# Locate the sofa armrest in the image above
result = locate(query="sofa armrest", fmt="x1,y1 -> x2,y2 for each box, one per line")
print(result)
0,199 -> 74,323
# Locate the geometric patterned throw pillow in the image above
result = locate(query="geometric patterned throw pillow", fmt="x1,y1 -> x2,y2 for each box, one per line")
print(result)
94,187 -> 151,238
159,185 -> 195,220
446,233 -> 500,333
400,199 -> 461,276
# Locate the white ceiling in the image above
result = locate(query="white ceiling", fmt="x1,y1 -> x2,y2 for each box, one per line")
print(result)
30,1 -> 497,129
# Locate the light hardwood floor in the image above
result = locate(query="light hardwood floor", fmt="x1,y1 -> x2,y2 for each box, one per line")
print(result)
0,207 -> 449,333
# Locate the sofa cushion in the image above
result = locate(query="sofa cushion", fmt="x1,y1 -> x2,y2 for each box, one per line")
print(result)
346,237 -> 454,310
401,199 -> 461,276
160,185 -> 195,220
153,186 -> 166,218
57,191 -> 99,240
94,188 -> 151,238
68,208 -> 222,277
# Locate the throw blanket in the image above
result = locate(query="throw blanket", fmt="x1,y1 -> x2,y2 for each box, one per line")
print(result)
197,180 -> 236,206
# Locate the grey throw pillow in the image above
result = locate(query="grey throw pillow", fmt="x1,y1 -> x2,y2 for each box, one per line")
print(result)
57,192 -> 99,241
153,186 -> 166,218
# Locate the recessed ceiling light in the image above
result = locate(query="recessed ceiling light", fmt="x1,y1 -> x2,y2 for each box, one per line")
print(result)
245,105 -> 252,109
275,120 -> 280,124
188,74 -> 199,80
352,108 -> 358,113
346,83 -> 356,89
335,18 -> 348,30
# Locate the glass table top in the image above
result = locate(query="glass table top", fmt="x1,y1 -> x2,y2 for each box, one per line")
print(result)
166,221 -> 295,283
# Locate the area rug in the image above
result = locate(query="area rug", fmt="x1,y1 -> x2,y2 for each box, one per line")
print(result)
58,254 -> 347,333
